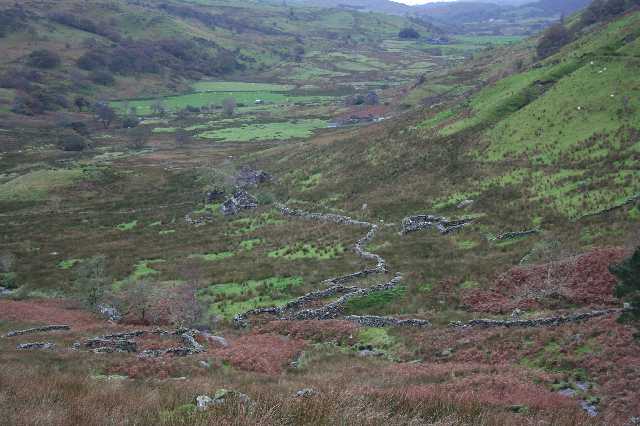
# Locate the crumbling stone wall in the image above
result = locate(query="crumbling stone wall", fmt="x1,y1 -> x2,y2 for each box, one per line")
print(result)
450,308 -> 624,329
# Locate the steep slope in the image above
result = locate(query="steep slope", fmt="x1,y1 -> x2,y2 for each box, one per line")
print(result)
267,6 -> 640,222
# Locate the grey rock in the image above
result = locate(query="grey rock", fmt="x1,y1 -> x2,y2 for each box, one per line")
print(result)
16,342 -> 55,350
295,388 -> 317,398
196,389 -> 252,411
457,199 -> 474,209
580,400 -> 598,417
204,334 -> 228,348
575,381 -> 590,391
0,286 -> 13,297
558,388 -> 576,397
357,349 -> 383,358
97,304 -> 122,322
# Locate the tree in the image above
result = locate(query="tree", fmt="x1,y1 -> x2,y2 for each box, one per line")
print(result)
73,255 -> 109,308
74,96 -> 90,112
94,102 -> 116,128
175,129 -> 192,146
121,115 -> 139,129
27,49 -> 61,69
90,69 -> 115,86
58,131 -> 87,152
398,28 -> 420,39
151,98 -> 167,116
536,23 -> 571,59
222,97 -> 236,117
610,247 -> 640,325
127,126 -> 151,150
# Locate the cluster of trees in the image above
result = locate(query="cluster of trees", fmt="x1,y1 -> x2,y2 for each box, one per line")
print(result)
581,0 -> 639,26
345,91 -> 379,106
76,38 -> 242,79
536,23 -> 572,59
537,0 -> 639,58
48,12 -> 121,42
398,28 -> 421,40
0,5 -> 29,38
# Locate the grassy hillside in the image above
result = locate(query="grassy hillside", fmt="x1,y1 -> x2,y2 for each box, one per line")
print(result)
0,0 -> 440,114
0,1 -> 639,425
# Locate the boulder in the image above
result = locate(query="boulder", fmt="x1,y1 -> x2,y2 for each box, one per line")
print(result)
97,304 -> 122,322
457,199 -> 474,209
295,388 -> 317,398
196,389 -> 252,411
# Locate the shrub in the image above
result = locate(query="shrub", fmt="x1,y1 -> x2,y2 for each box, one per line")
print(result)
121,116 -> 139,129
72,255 -> 109,308
536,23 -> 572,59
610,247 -> 640,323
399,28 -> 420,39
127,126 -> 151,150
90,69 -> 115,86
77,51 -> 108,71
59,132 -> 87,152
222,97 -> 236,116
94,102 -> 116,128
27,49 -> 61,69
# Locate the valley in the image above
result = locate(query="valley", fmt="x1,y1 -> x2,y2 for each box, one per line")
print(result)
0,0 -> 639,425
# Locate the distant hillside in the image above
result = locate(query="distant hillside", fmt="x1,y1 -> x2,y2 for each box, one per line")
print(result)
282,0 -> 411,15
0,0 -> 436,115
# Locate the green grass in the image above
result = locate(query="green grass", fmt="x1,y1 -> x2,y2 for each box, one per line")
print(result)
116,220 -> 138,231
344,286 -> 407,313
358,327 -> 394,349
197,276 -> 304,320
192,82 -> 294,92
239,239 -> 263,250
188,251 -> 235,262
268,243 -> 345,260
0,169 -> 84,201
57,259 -> 82,270
196,119 -> 327,142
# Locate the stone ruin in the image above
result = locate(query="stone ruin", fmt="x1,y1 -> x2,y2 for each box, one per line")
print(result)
220,190 -> 258,216
401,214 -> 473,235
235,166 -> 272,188
205,188 -> 226,204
